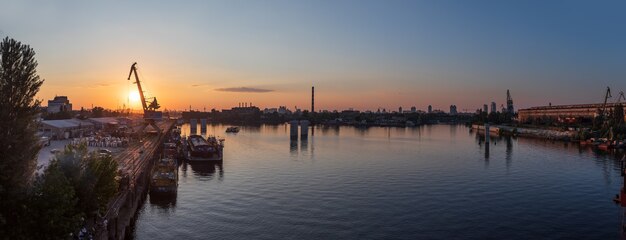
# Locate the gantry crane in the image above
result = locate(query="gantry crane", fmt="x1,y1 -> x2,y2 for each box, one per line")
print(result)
127,62 -> 162,134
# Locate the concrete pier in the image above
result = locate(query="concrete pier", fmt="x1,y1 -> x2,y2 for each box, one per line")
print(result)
190,119 -> 197,133
200,119 -> 207,132
300,120 -> 309,139
290,120 -> 298,140
95,120 -> 175,240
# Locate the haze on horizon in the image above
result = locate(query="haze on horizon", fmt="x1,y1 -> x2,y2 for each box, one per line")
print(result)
1,0 -> 625,112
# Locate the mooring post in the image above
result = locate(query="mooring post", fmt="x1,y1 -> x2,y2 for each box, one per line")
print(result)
485,123 -> 490,144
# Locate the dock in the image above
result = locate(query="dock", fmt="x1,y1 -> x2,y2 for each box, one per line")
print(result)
94,119 -> 175,240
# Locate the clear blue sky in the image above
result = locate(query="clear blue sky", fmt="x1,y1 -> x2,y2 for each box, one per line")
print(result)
1,0 -> 625,111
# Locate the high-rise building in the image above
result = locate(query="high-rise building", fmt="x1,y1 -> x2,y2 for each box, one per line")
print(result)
399,107 -> 402,113
491,102 -> 496,113
428,105 -> 432,113
410,106 -> 416,113
483,104 -> 488,113
449,105 -> 457,115
506,89 -> 514,113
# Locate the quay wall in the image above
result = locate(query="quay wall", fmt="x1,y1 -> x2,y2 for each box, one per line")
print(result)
95,121 -> 174,240
472,124 -> 575,140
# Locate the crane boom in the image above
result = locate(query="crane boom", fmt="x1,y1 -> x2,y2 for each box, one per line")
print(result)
127,62 -> 149,111
617,91 -> 625,104
600,86 -> 612,119
126,62 -> 162,134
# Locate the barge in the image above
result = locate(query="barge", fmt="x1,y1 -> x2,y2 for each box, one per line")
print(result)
186,134 -> 224,161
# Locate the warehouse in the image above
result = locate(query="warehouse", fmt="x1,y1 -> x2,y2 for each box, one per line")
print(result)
39,119 -> 94,139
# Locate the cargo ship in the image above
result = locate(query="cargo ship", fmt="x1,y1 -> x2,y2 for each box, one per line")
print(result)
186,134 -> 224,161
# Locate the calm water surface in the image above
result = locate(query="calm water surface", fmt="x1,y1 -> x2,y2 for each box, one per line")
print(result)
133,124 -> 624,239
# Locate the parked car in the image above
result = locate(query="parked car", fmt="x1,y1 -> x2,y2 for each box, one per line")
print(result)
39,137 -> 50,147
98,149 -> 112,157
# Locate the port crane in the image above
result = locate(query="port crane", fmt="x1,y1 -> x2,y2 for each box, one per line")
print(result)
594,86 -> 613,129
127,62 -> 162,134
617,91 -> 625,104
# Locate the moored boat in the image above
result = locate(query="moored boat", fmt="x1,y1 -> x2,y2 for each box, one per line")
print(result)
226,126 -> 239,133
150,157 -> 178,194
598,143 -> 611,151
186,135 -> 224,161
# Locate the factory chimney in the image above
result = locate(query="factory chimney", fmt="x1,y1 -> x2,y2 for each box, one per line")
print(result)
312,86 -> 315,113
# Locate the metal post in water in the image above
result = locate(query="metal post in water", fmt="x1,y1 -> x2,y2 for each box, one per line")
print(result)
485,123 -> 490,144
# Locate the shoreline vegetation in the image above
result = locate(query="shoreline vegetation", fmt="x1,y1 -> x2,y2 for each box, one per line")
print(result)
0,37 -> 119,239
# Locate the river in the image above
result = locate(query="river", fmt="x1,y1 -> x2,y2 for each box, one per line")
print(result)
132,124 -> 624,239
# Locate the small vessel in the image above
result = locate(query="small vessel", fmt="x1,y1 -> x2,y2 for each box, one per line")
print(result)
150,157 -> 178,194
598,143 -> 611,151
226,126 -> 239,133
186,135 -> 224,161
163,142 -> 179,159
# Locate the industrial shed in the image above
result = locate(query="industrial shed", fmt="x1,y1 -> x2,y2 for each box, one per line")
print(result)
39,119 -> 94,139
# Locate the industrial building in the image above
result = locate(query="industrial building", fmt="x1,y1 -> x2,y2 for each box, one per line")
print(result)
47,96 -> 72,113
518,103 -> 625,123
39,119 -> 94,139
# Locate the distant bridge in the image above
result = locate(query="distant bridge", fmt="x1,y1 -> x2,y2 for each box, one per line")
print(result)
518,103 -> 625,122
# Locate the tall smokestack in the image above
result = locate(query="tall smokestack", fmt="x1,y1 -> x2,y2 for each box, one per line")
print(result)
311,86 -> 315,113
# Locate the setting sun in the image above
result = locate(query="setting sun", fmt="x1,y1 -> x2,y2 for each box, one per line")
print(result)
129,91 -> 141,104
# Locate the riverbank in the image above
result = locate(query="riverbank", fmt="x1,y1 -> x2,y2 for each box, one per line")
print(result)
94,120 -> 175,240
471,124 -> 575,141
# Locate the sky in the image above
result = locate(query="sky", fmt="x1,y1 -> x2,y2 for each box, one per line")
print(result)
1,0 -> 625,112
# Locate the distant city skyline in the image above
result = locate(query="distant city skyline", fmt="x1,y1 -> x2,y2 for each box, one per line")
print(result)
2,1 -> 625,111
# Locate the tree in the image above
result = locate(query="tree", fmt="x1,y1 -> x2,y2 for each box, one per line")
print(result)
86,154 -> 119,213
25,161 -> 82,239
0,37 -> 45,235
92,106 -> 105,117
56,144 -> 119,217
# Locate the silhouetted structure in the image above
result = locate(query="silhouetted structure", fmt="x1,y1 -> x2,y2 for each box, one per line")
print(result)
449,105 -> 457,115
47,96 -> 72,113
311,86 -> 315,113
506,89 -> 514,113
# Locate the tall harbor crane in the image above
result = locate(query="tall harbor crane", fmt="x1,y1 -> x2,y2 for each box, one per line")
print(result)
127,62 -> 162,134
617,91 -> 625,104
597,87 -> 612,127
